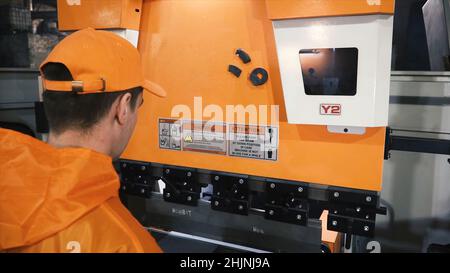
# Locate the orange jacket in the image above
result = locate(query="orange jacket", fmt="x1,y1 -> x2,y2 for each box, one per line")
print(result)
0,128 -> 162,253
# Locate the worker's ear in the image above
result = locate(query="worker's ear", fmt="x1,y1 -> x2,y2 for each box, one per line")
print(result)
115,93 -> 132,125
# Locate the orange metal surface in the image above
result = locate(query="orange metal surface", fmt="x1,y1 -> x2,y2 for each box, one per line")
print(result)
266,0 -> 395,20
57,0 -> 142,31
122,0 -> 386,192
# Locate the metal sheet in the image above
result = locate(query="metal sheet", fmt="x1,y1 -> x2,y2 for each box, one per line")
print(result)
125,194 -> 322,253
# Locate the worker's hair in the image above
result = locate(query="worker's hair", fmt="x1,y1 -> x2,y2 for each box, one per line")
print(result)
41,63 -> 143,135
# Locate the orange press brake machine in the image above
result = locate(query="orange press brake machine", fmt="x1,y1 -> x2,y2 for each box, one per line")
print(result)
57,0 -> 396,252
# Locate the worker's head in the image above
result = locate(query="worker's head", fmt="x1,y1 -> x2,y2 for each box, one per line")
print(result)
40,28 -> 166,159
41,62 -> 144,159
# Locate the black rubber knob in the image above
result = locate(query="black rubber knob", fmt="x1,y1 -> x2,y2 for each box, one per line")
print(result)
228,65 -> 242,78
235,48 -> 251,64
249,67 -> 268,86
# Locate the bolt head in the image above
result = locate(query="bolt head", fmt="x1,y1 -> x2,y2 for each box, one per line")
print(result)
214,201 -> 219,206
332,220 -> 337,226
366,196 -> 372,202
187,172 -> 192,177
214,176 -> 220,181
297,214 -> 302,220
239,178 -> 244,184
334,192 -> 340,198
141,166 -> 146,171
364,226 -> 369,232
298,187 -> 303,193
356,207 -> 361,212
187,196 -> 192,201
238,205 -> 244,210
269,210 -> 274,215
270,183 -> 276,189
141,189 -> 145,194
165,169 -> 170,174
122,163 -> 127,168
165,192 -> 171,198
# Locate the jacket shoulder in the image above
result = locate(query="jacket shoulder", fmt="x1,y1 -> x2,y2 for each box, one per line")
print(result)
14,197 -> 162,253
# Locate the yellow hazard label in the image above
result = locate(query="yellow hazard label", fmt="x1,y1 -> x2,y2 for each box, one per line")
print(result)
184,135 -> 193,143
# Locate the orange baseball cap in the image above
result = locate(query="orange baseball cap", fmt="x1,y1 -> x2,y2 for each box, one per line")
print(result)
40,27 -> 166,97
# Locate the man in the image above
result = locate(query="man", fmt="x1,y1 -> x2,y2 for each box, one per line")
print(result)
0,28 -> 165,253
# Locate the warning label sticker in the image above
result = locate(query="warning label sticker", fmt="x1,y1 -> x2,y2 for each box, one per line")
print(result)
182,121 -> 227,155
228,124 -> 278,161
159,118 -> 181,150
158,118 -> 278,161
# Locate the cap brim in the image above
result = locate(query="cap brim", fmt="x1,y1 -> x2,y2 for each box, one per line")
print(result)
143,80 -> 167,98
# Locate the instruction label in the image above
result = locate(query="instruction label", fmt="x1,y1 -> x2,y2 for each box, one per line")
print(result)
228,124 -> 278,161
158,118 -> 278,161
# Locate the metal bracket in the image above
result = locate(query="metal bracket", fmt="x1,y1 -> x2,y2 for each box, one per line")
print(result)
119,161 -> 154,199
385,126 -> 450,160
162,167 -> 202,206
211,174 -> 249,215
327,188 -> 384,237
264,180 -> 309,226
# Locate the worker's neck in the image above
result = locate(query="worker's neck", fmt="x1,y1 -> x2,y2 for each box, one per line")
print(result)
47,128 -> 113,158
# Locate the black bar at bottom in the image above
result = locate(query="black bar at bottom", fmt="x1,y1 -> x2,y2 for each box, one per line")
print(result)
389,135 -> 450,155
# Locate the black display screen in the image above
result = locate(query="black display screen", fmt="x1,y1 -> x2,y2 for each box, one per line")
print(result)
299,47 -> 358,96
